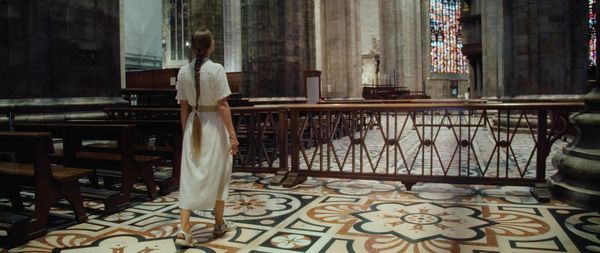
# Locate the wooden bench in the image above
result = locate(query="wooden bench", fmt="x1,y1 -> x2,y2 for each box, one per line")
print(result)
12,123 -> 163,213
0,131 -> 92,247
67,119 -> 182,195
104,107 -> 180,120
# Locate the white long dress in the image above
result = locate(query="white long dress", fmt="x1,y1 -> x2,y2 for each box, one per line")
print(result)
175,59 -> 232,211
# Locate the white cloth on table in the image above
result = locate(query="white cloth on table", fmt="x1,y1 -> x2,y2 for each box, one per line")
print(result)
175,59 -> 232,211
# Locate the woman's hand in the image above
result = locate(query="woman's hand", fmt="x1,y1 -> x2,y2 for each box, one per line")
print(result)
229,137 -> 239,155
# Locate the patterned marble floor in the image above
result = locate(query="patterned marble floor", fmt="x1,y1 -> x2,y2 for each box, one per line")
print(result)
2,171 -> 599,253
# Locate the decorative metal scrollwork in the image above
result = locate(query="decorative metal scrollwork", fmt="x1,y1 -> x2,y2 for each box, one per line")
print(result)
423,139 -> 432,146
460,140 -> 470,147
498,140 -> 509,148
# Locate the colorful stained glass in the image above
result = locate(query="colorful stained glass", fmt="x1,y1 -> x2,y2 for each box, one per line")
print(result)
590,0 -> 597,67
429,0 -> 469,74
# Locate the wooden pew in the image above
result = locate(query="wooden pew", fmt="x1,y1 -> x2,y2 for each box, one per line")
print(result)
102,106 -> 286,172
12,124 -> 163,213
0,131 -> 92,247
67,119 -> 182,195
104,107 -> 180,120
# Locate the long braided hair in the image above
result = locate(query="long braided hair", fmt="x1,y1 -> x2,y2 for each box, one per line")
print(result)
190,29 -> 213,158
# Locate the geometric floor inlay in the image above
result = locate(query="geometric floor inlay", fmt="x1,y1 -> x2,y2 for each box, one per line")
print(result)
2,171 -> 598,253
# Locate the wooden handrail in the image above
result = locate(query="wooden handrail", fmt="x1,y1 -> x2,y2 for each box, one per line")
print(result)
286,102 -> 585,111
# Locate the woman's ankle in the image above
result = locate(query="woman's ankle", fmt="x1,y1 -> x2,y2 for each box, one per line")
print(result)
180,224 -> 191,233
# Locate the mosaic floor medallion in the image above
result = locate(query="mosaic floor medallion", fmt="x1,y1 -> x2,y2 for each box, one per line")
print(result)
1,173 -> 598,253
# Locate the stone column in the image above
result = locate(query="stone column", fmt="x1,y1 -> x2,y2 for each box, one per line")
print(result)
550,88 -> 600,210
480,0 -> 504,98
320,0 -> 361,98
314,0 -> 322,70
1,0 -> 121,99
550,2 -> 600,211
120,0 -> 125,88
223,0 -> 241,72
378,0 -> 424,91
502,0 -> 588,97
241,0 -> 315,97
190,0 -> 224,65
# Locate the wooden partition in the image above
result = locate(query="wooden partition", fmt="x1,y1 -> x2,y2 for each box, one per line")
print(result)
227,72 -> 242,93
126,69 -> 179,89
123,70 -> 245,107
125,69 -> 242,92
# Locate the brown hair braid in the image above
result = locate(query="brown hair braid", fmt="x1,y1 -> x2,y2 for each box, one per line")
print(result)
191,29 -> 213,158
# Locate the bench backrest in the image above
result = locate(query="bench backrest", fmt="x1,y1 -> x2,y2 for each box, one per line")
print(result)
67,119 -> 181,136
104,108 -> 180,120
12,124 -> 137,167
0,131 -> 54,182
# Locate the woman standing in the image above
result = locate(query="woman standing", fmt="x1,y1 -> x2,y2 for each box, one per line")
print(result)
174,29 -> 239,246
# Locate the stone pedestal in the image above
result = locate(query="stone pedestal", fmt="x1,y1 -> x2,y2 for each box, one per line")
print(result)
550,88 -> 600,210
320,0 -> 361,98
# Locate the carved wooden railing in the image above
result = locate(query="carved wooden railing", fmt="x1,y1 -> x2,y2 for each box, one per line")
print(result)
102,102 -> 584,195
231,106 -> 288,180
282,103 -> 583,195
103,106 -> 288,180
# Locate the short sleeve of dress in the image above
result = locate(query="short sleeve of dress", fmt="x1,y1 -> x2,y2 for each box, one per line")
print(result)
213,65 -> 232,101
175,70 -> 186,101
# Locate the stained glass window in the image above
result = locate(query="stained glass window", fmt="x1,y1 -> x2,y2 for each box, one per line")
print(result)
590,0 -> 597,67
429,0 -> 469,74
166,0 -> 191,62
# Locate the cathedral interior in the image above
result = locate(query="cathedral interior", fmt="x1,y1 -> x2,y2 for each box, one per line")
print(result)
1,0 -> 600,252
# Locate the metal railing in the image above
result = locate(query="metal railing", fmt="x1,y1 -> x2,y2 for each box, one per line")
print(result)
101,102 -> 584,190
283,103 -> 583,189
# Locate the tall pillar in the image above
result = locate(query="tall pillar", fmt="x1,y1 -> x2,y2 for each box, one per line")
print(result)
378,0 -> 424,91
480,0 -> 504,98
502,0 -> 588,97
320,0 -> 361,98
190,0 -> 224,65
241,0 -> 315,97
550,2 -> 600,211
223,0 -> 241,72
1,0 -> 121,99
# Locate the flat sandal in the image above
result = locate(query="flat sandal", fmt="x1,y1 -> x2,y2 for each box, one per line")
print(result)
175,229 -> 199,247
213,220 -> 236,236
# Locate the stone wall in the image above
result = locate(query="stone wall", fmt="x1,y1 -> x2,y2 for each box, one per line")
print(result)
427,79 -> 470,99
191,0 -> 224,65
223,0 -> 241,72
359,0 -> 379,85
359,0 -> 379,55
1,0 -> 121,99
314,0 -> 321,71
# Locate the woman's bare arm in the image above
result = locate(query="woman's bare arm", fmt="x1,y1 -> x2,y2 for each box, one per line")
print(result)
179,100 -> 190,131
216,98 -> 238,154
